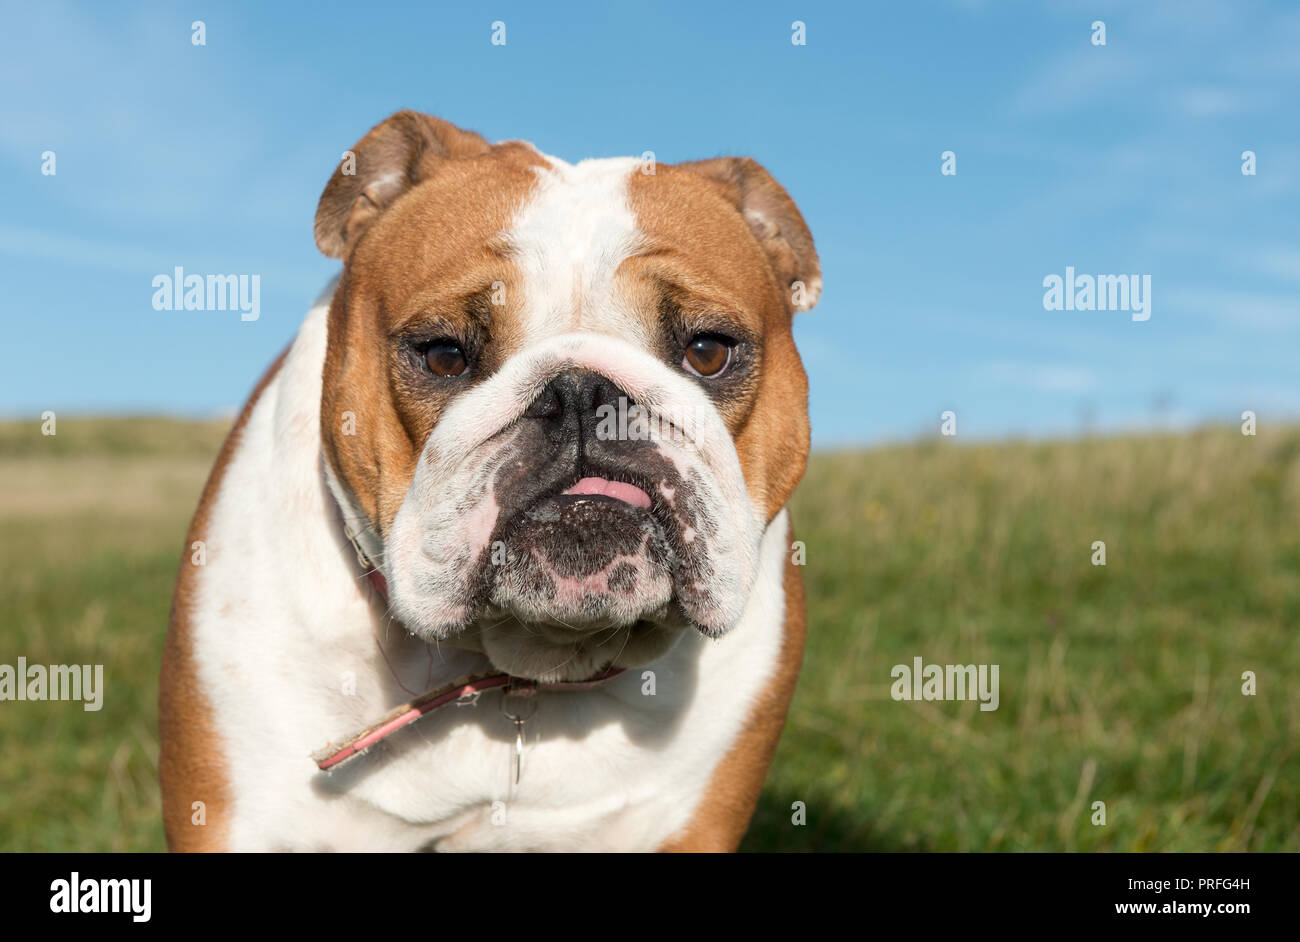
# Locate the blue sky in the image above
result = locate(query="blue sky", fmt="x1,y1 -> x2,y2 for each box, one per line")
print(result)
1,0 -> 1297,446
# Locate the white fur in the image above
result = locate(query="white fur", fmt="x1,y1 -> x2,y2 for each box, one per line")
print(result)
508,154 -> 649,345
385,330 -> 766,651
384,156 -> 767,672
186,157 -> 790,850
188,291 -> 792,851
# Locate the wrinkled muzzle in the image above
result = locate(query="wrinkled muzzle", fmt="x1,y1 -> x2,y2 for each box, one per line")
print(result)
385,332 -> 765,652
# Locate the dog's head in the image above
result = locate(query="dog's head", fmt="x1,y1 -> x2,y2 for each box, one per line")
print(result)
315,111 -> 819,681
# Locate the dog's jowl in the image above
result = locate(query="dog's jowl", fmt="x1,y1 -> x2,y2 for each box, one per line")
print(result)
158,111 -> 821,852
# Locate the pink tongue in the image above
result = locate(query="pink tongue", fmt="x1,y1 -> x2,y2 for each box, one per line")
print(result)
563,476 -> 652,509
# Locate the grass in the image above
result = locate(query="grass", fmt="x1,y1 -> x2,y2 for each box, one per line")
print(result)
1,417 -> 1297,851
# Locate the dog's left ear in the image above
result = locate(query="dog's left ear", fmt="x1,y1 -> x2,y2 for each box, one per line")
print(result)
314,110 -> 492,259
678,156 -> 821,312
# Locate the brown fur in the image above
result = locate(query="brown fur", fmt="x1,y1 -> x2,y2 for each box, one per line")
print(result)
316,118 -> 549,537
158,350 -> 287,851
627,159 -> 817,847
162,112 -> 819,851
626,162 -> 815,521
659,546 -> 807,851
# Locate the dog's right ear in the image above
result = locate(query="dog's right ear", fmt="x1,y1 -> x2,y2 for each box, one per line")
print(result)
314,110 -> 491,259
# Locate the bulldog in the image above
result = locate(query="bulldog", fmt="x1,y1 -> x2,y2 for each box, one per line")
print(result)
158,110 -> 821,852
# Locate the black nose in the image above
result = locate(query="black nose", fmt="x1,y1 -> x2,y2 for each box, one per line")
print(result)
524,370 -> 630,450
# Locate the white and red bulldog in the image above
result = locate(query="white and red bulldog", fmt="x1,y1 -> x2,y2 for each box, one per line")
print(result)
159,110 -> 821,851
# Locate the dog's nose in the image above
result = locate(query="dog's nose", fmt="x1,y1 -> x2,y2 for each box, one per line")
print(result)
524,370 -> 629,445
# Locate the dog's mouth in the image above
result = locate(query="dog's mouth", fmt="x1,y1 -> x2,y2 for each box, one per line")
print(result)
502,465 -> 670,549
472,461 -> 690,637
458,471 -> 687,681
512,473 -> 659,537
560,475 -> 653,509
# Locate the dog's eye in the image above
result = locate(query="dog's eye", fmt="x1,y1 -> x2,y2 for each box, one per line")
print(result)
423,341 -> 468,377
682,334 -> 734,378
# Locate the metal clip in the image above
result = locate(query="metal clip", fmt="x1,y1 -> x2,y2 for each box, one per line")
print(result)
501,686 -> 538,787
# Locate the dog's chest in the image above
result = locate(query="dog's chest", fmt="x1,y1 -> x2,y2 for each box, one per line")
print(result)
202,530 -> 789,851
310,642 -> 716,851
187,309 -> 793,850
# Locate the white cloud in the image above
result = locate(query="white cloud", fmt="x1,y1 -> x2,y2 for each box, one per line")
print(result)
1165,288 -> 1300,330
1007,49 -> 1147,118
975,360 -> 1099,394
1176,86 -> 1245,117
1242,247 -> 1300,282
0,224 -> 165,272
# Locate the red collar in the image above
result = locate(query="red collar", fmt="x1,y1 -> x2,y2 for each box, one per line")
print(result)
312,666 -> 624,771
315,521 -> 624,772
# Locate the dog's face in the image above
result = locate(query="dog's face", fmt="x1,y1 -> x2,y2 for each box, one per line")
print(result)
316,112 -> 820,681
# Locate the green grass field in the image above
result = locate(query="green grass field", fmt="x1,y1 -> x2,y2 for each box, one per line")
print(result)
1,417 -> 1296,851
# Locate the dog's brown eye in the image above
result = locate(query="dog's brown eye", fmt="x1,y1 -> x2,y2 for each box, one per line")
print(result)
424,342 -> 468,377
682,335 -> 733,377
